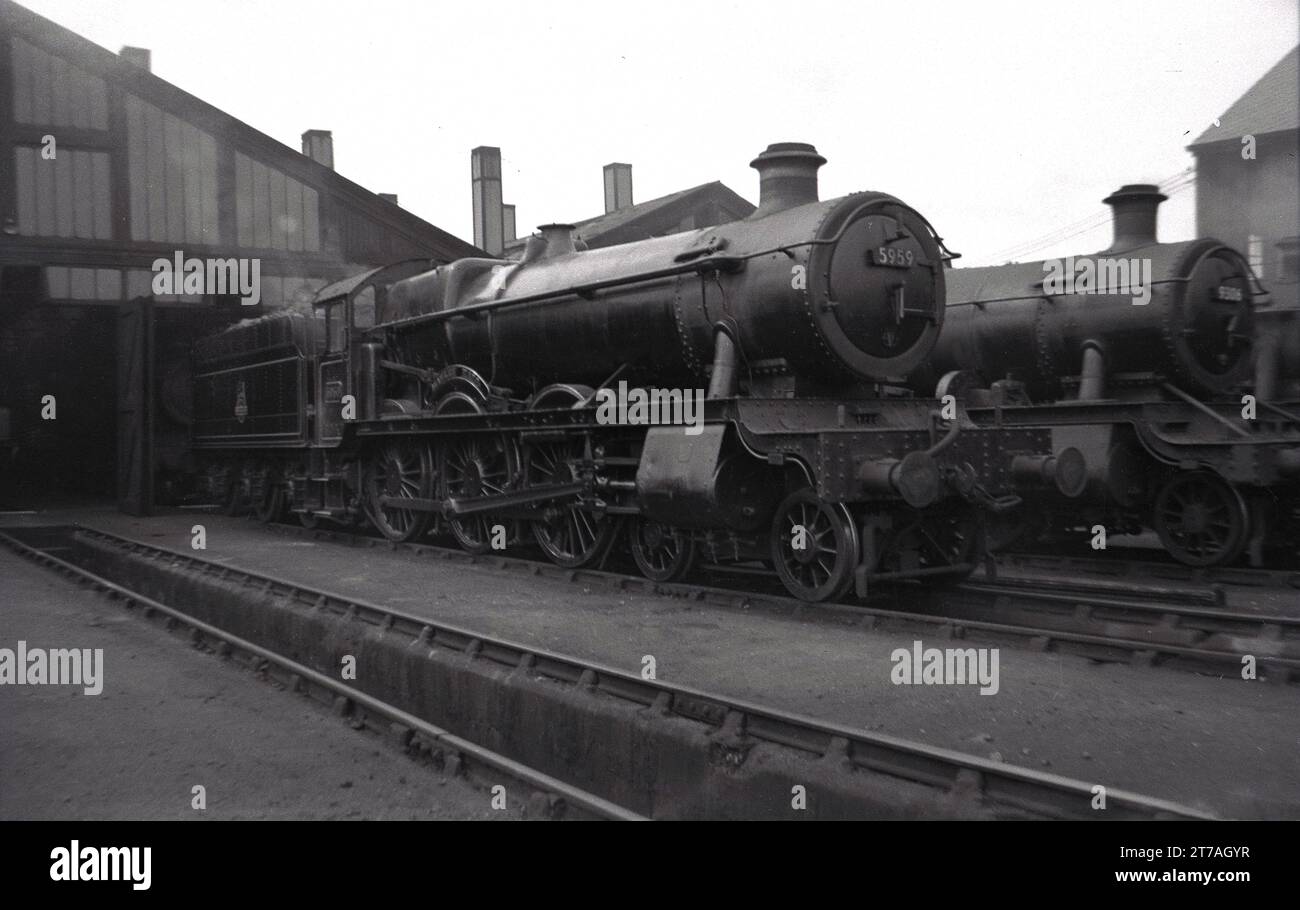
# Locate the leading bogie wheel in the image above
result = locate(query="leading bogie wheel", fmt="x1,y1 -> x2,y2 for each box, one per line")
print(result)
628,517 -> 696,583
770,489 -> 859,602
1153,470 -> 1249,567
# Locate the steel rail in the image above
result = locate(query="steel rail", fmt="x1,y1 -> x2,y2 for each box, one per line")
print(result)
2,524 -> 1221,820
0,529 -> 645,821
247,520 -> 1300,683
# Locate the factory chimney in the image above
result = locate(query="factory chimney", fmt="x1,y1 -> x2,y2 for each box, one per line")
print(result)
119,46 -> 151,71
749,142 -> 825,218
472,146 -> 505,256
503,204 -> 517,244
1103,184 -> 1166,251
603,163 -> 633,214
302,130 -> 334,169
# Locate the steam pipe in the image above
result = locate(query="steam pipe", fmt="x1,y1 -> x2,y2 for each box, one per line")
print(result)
706,327 -> 740,399
1077,343 -> 1107,400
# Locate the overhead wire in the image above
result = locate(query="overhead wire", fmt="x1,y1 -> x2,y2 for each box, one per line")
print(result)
978,167 -> 1196,264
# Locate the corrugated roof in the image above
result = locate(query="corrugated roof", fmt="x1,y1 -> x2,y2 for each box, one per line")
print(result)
0,0 -> 483,260
1190,45 -> 1299,148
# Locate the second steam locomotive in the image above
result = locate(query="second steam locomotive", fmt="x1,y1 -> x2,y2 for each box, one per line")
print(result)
910,184 -> 1300,566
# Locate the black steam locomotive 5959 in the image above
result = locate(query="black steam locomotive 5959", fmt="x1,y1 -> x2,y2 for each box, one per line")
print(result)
190,143 -> 1085,601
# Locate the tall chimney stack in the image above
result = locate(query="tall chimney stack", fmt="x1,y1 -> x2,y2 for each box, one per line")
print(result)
1103,184 -> 1166,251
302,130 -> 334,169
471,146 -> 505,256
603,163 -> 633,214
503,204 -> 517,244
119,46 -> 151,71
749,142 -> 825,218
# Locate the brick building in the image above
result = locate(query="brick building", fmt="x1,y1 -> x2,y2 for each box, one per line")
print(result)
1188,45 -> 1299,284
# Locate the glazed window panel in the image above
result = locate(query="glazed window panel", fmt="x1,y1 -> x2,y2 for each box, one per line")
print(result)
45,266 -> 69,299
124,94 -> 220,244
11,146 -> 113,239
12,35 -> 33,122
303,187 -> 320,252
14,147 -> 37,234
234,151 -> 321,252
54,148 -> 74,236
286,179 -> 304,252
72,150 -> 94,238
252,158 -> 271,248
235,152 -> 253,247
10,37 -> 109,129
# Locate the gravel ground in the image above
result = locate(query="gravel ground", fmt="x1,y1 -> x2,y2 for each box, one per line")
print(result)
0,545 -> 522,820
4,505 -> 1298,819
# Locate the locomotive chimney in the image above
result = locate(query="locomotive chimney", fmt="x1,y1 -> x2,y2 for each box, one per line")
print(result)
1103,184 -> 1167,251
520,224 -> 578,263
749,142 -> 826,218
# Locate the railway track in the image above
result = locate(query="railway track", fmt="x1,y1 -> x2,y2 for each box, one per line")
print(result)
0,526 -> 640,821
245,519 -> 1300,685
0,524 -> 1217,820
995,548 -> 1300,590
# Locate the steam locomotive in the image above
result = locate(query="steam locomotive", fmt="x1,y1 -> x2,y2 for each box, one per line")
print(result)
909,184 -> 1300,566
190,143 -> 1085,602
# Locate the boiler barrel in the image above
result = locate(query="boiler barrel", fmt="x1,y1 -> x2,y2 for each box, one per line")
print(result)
921,239 -> 1256,399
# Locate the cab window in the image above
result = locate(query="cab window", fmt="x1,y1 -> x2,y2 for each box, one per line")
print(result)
353,287 -> 376,330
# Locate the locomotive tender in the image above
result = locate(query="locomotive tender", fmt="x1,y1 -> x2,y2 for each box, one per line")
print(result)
910,184 -> 1300,566
192,143 -> 1085,602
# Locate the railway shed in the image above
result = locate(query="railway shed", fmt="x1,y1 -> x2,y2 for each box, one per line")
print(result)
0,0 -> 480,514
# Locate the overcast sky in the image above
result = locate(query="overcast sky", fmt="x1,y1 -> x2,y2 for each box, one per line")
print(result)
17,0 -> 1300,265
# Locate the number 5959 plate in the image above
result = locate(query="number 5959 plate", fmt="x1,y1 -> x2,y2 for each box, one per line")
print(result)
872,246 -> 915,267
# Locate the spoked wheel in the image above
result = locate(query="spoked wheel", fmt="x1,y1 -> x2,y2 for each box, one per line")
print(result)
363,442 -> 434,542
876,507 -> 983,582
628,517 -> 696,583
770,489 -> 859,602
251,464 -> 285,524
443,433 -> 514,554
1153,470 -> 1249,567
433,392 -> 516,554
527,440 -> 616,568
